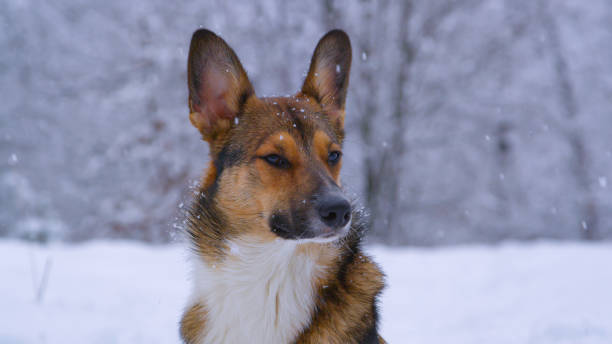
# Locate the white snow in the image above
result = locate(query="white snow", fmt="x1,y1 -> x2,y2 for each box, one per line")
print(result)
1,240 -> 611,343
8,153 -> 18,165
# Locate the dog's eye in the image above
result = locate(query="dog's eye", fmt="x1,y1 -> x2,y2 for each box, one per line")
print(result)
262,154 -> 290,169
328,151 -> 342,165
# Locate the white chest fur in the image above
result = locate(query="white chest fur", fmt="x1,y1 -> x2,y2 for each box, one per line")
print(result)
188,238 -> 324,344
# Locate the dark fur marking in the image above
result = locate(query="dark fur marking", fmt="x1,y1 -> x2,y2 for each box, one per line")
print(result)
269,211 -> 294,239
337,245 -> 357,291
359,302 -> 381,343
359,323 -> 380,344
238,91 -> 253,111
214,146 -> 244,178
269,207 -> 315,240
186,188 -> 228,259
289,112 -> 309,146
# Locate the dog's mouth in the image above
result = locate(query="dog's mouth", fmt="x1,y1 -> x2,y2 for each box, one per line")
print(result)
270,222 -> 292,238
269,212 -> 350,242
269,213 -> 301,239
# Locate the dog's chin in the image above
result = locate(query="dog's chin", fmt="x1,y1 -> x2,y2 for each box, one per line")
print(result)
291,222 -> 351,245
295,233 -> 343,244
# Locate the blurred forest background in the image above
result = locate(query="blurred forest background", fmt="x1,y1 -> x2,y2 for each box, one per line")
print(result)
2,0 -> 611,245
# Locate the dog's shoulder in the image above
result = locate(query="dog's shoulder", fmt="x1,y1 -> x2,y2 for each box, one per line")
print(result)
297,241 -> 386,344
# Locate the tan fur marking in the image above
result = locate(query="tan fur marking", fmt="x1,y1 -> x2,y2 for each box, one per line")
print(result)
200,161 -> 217,189
255,131 -> 302,172
180,303 -> 208,344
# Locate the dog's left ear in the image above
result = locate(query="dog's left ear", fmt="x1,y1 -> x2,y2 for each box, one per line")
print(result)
301,30 -> 352,128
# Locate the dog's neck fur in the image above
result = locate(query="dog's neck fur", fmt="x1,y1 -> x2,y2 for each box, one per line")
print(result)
188,235 -> 338,344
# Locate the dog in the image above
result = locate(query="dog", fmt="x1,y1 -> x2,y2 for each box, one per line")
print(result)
180,28 -> 385,344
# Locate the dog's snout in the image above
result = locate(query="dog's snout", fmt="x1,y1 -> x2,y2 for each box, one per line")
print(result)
317,195 -> 351,228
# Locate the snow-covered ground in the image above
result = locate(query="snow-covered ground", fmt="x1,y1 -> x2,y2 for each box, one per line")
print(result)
1,240 -> 611,344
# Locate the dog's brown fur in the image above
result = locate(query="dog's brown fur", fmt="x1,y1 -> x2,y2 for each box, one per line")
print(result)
180,29 -> 385,344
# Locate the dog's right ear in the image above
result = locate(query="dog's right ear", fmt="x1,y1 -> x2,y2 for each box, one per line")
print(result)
301,30 -> 352,129
187,29 -> 254,142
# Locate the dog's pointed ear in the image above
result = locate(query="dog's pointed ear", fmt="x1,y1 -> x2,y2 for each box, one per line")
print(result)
301,30 -> 352,128
188,29 -> 254,142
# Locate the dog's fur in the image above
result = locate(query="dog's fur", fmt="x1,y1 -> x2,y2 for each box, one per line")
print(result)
180,29 -> 385,344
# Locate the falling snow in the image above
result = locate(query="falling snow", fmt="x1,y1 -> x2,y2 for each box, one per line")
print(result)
599,177 -> 607,188
2,0 -> 612,246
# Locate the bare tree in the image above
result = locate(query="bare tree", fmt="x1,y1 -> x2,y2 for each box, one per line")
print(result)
538,0 -> 598,240
321,0 -> 341,30
375,0 -> 415,243
353,0 -> 390,239
360,1 -> 463,244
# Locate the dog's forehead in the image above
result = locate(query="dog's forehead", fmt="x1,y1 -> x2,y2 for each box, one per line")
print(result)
236,96 -> 338,150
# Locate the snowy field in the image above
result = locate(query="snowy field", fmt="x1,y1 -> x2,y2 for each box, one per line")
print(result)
1,240 -> 611,344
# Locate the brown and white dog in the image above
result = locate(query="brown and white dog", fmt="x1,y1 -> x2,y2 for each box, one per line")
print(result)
180,29 -> 385,344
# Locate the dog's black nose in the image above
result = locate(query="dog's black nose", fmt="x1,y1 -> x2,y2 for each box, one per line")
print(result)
317,195 -> 351,228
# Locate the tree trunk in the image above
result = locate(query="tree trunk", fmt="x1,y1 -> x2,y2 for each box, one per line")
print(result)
538,0 -> 598,240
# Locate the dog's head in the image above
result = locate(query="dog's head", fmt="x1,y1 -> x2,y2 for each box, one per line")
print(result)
187,29 -> 352,243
